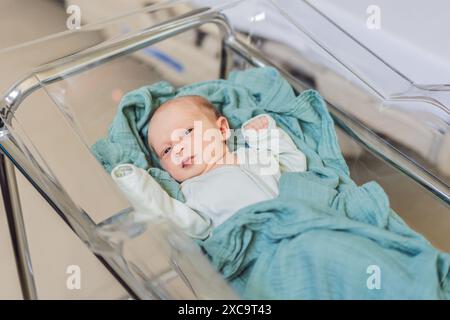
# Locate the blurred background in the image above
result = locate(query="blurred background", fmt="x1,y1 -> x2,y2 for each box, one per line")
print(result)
0,0 -> 448,299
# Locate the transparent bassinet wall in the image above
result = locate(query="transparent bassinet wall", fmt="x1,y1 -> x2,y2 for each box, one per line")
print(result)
0,0 -> 448,299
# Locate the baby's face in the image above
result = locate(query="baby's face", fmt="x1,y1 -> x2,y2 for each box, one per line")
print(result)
148,97 -> 229,182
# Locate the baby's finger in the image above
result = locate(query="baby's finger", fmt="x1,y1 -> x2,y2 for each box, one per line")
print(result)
245,122 -> 258,130
255,117 -> 269,129
245,116 -> 269,131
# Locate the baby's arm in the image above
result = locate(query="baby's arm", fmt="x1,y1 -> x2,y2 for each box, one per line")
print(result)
242,114 -> 307,172
111,164 -> 212,240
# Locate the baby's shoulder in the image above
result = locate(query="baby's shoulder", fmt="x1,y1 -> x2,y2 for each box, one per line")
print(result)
235,147 -> 280,177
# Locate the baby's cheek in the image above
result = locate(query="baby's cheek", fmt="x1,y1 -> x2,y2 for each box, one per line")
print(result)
168,164 -> 183,180
161,158 -> 175,172
192,135 -> 204,153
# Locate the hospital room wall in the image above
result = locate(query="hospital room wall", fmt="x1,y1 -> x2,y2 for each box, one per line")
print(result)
311,0 -> 450,84
0,0 -> 128,299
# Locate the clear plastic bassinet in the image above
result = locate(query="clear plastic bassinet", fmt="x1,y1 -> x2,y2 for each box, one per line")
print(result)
0,0 -> 448,299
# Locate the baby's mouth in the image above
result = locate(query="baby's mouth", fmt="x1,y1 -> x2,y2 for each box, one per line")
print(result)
181,155 -> 195,168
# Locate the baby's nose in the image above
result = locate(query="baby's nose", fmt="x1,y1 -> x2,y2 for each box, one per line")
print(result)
173,143 -> 184,156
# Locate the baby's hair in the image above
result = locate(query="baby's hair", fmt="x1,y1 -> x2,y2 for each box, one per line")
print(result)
157,95 -> 221,120
187,95 -> 222,119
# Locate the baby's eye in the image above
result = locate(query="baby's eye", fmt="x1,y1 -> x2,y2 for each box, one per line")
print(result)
184,128 -> 193,136
162,146 -> 172,156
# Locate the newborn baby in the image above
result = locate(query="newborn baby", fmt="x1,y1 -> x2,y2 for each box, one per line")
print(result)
111,95 -> 307,239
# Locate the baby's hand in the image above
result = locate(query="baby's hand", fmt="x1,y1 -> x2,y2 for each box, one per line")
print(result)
244,115 -> 269,132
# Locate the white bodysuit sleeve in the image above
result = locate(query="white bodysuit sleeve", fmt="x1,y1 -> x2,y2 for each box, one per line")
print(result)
111,164 -> 212,240
241,114 -> 307,173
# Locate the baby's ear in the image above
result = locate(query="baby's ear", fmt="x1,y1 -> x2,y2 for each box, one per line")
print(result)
217,116 -> 231,140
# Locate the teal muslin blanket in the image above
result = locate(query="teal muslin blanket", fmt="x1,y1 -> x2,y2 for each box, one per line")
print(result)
92,67 -> 450,299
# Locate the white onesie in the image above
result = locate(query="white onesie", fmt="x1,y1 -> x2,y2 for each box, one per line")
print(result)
111,114 -> 307,240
